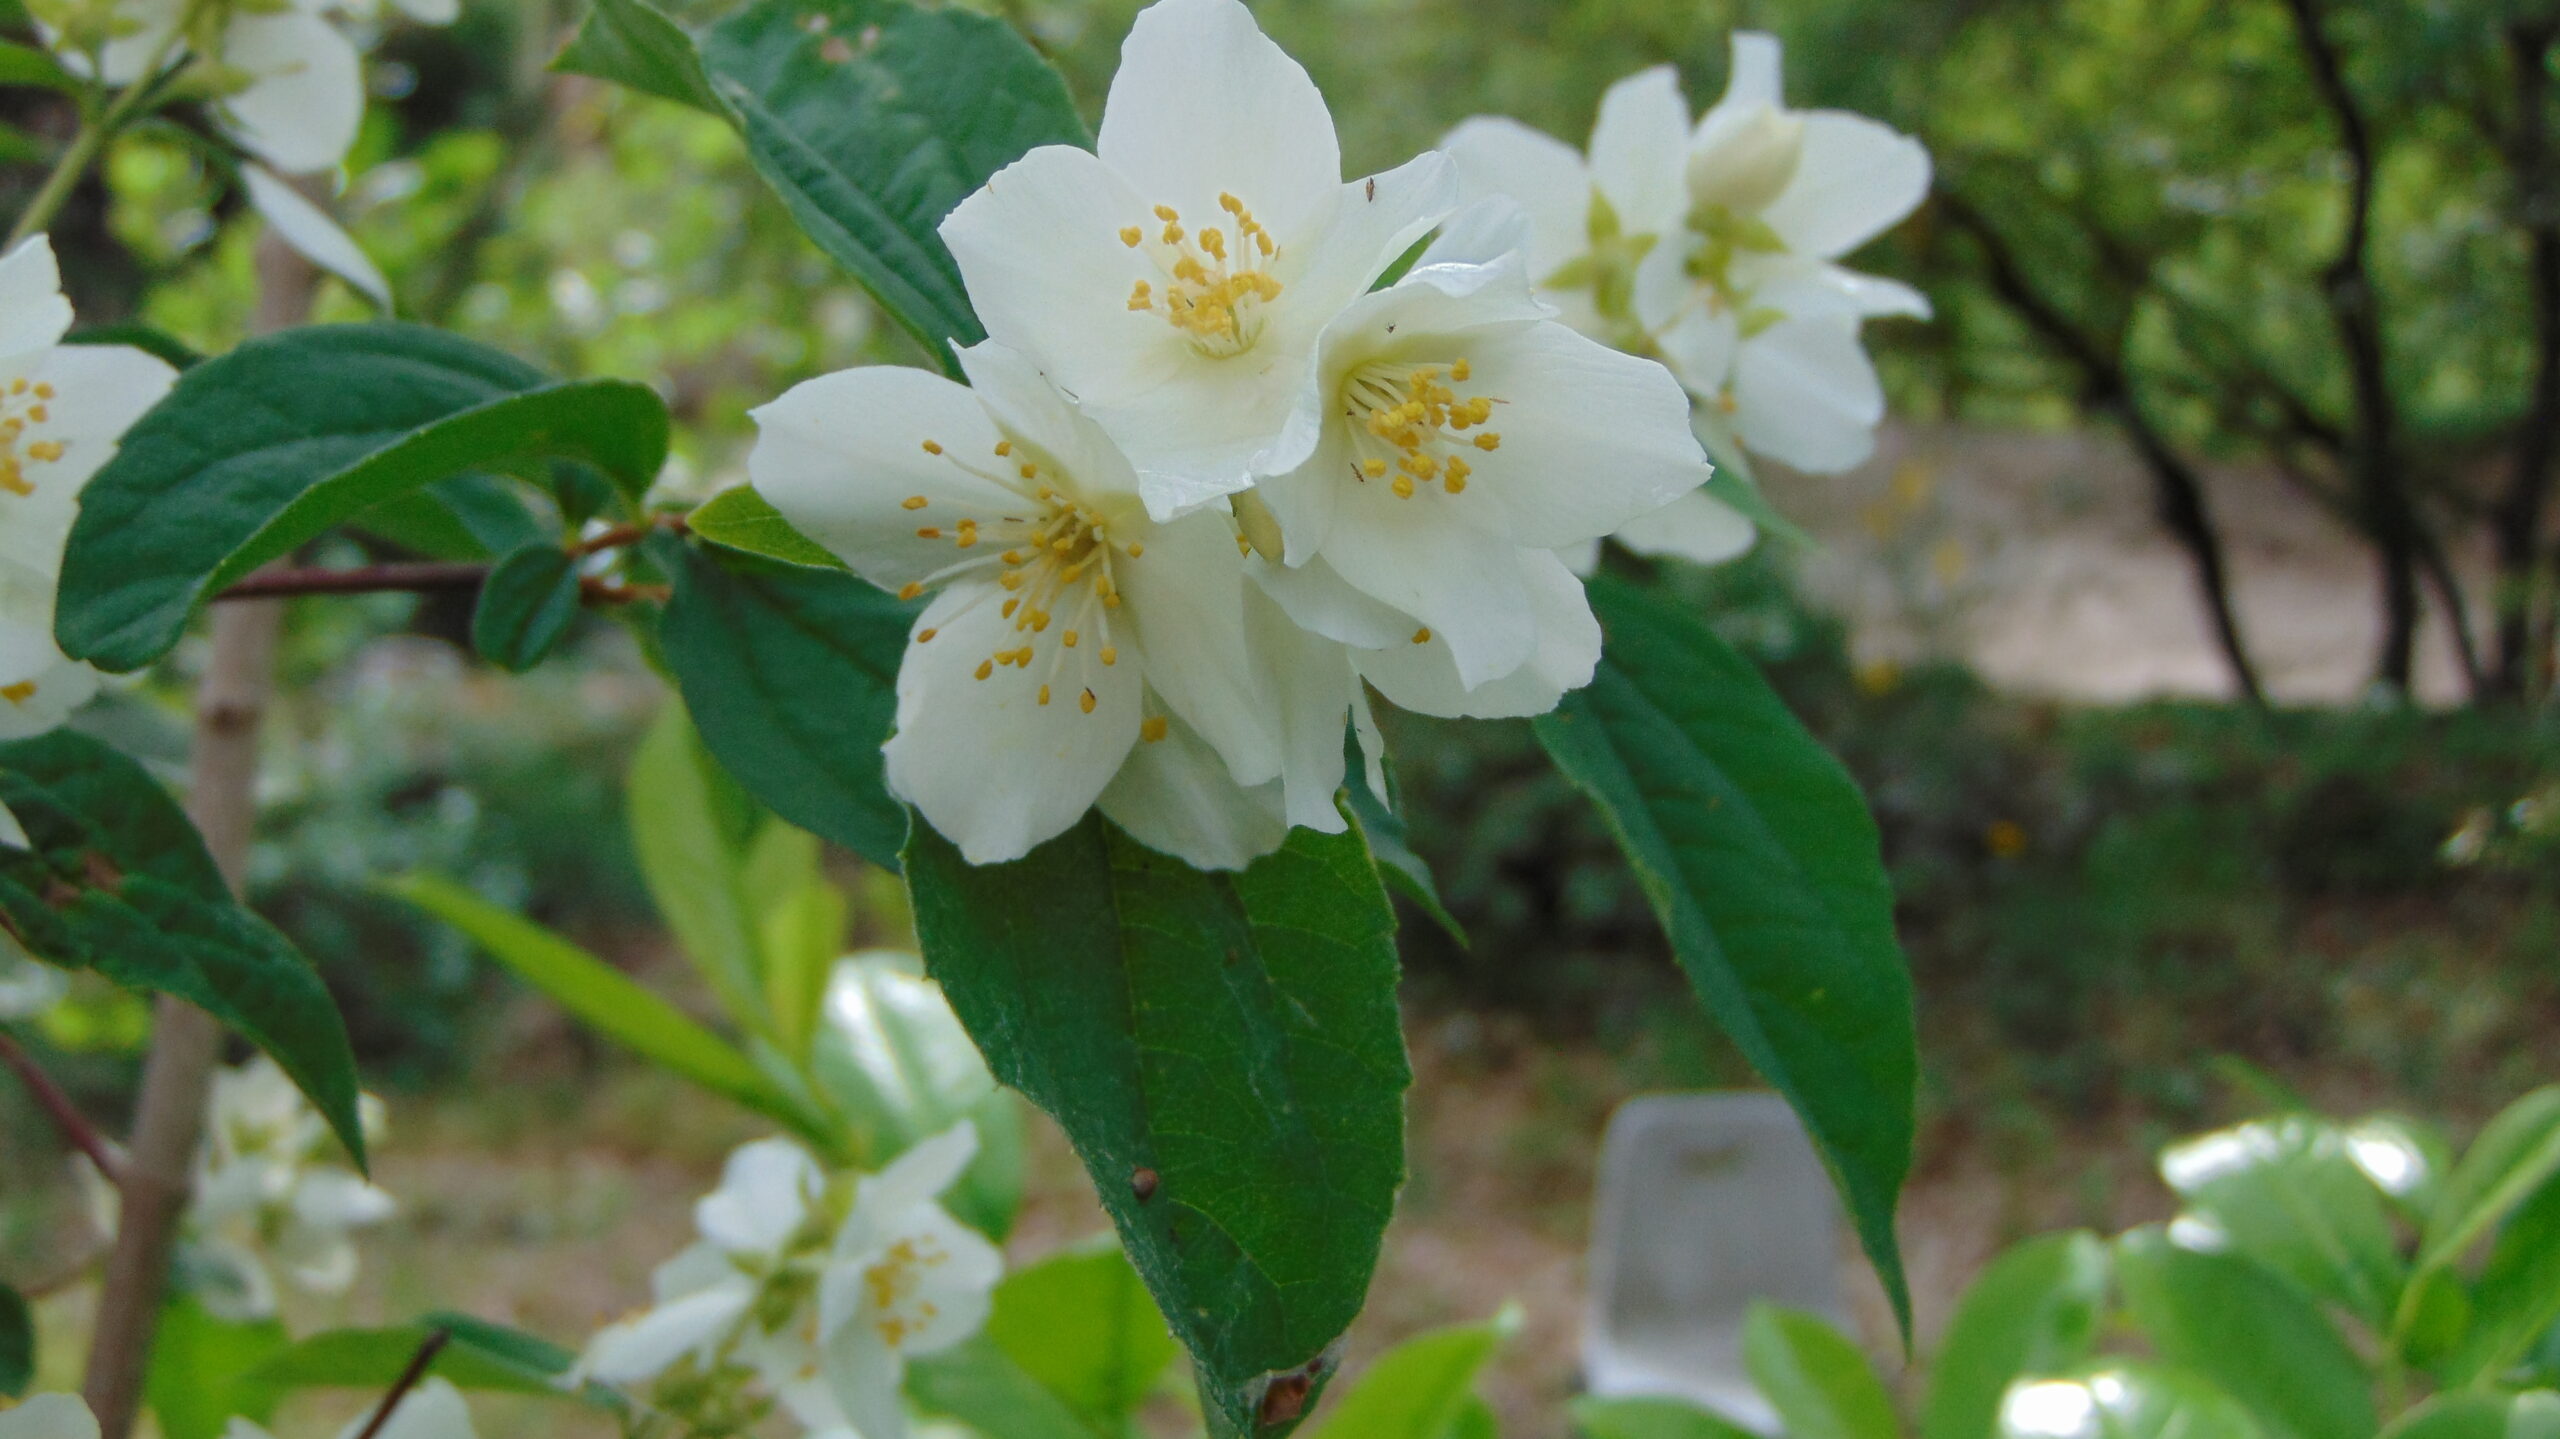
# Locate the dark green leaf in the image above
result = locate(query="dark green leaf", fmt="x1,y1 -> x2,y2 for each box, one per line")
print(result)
2422,1087 -> 2560,1274
2379,1392 -> 2560,1439
908,1335 -> 1108,1439
147,1297 -> 289,1439
0,1284 -> 28,1397
471,544 -> 582,673
2446,1171 -> 2560,1383
2113,1228 -> 2374,1439
57,325 -> 666,673
1573,1396 -> 1765,1439
1923,1232 -> 2111,1439
1742,1304 -> 1900,1439
909,816 -> 1409,1439
0,731 -> 365,1166
351,475 -> 550,562
660,540 -> 912,872
65,324 -> 202,370
984,1244 -> 1180,1432
552,0 -> 721,111
1533,574 -> 1917,1336
1342,741 -> 1463,946
688,484 -> 849,570
697,0 -> 1091,370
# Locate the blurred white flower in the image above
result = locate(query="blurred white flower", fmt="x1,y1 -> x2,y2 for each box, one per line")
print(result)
0,235 -> 176,741
751,342 -> 1303,868
815,1127 -> 1004,1439
941,0 -> 1457,520
0,1394 -> 99,1439
1443,33 -> 1931,553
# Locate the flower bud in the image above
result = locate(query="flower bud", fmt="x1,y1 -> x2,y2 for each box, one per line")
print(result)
1686,107 -> 1805,217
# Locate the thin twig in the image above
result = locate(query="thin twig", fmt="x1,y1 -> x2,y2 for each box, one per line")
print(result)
215,563 -> 489,600
353,1329 -> 451,1439
0,1029 -> 122,1184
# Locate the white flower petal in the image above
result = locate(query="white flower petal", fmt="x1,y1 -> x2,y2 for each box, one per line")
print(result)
697,1137 -> 822,1256
241,165 -> 390,309
0,800 -> 25,851
1557,537 -> 1601,577
1307,482 -> 1536,690
885,584 -> 1142,865
1094,0 -> 1341,240
0,1395 -> 101,1439
217,11 -> 364,176
1613,489 -> 1757,566
819,1326 -> 909,1439
1098,706 -> 1289,869
1443,118 -> 1593,282
1695,32 -> 1787,148
0,237 -> 72,359
1248,548 -> 1413,651
290,1168 -> 397,1230
649,1241 -> 734,1303
0,619 -> 101,742
392,0 -> 460,22
748,366 -> 1026,594
1654,300 -> 1740,397
954,341 -> 1144,507
1355,548 -> 1597,719
1761,112 -> 1931,261
578,1282 -> 754,1385
1266,150 -> 1461,363
851,1121 -> 979,1241
1732,317 -> 1884,473
1587,66 -> 1690,237
1454,321 -> 1710,549
1113,509 -> 1276,784
1243,587 -> 1356,832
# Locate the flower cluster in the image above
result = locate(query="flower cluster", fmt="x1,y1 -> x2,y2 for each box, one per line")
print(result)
0,236 -> 174,744
82,1055 -> 396,1322
752,0 -> 1718,869
1444,34 -> 1931,562
574,1125 -> 1000,1439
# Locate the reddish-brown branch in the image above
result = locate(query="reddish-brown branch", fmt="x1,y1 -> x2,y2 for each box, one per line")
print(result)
0,1028 -> 123,1184
353,1329 -> 451,1439
211,562 -> 672,606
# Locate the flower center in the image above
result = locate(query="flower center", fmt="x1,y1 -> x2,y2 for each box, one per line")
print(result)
861,1235 -> 951,1351
1123,193 -> 1283,359
1340,358 -> 1503,499
0,376 -> 65,501
899,437 -> 1166,736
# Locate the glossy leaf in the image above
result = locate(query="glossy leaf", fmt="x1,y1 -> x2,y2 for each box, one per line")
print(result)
1573,1397 -> 1766,1439
146,1297 -> 289,1439
1303,1315 -> 1511,1439
981,1243 -> 1180,1433
384,873 -> 817,1140
2422,1087 -> 2560,1274
351,475 -> 551,562
688,485 -> 848,571
472,544 -> 582,673
696,0 -> 1091,369
2113,1228 -> 2374,1439
552,0 -> 721,111
248,1323 -> 593,1398
1533,574 -> 1917,1334
2158,1117 -> 2403,1327
2378,1392 -> 2560,1439
660,540 -> 912,871
58,326 -> 665,672
1924,1232 -> 2112,1439
908,1335 -> 1106,1439
0,1285 -> 27,1397
0,731 -> 365,1165
2445,1171 -> 2560,1383
1994,1364 -> 2267,1439
1743,1304 -> 1901,1439
908,816 -> 1409,1438
626,703 -> 769,1036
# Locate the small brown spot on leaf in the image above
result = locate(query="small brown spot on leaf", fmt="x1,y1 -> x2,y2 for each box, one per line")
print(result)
80,851 -> 122,892
1131,1167 -> 1160,1202
820,34 -> 854,62
1258,1375 -> 1312,1428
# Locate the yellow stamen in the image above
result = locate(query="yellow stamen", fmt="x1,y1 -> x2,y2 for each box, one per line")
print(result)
1079,688 -> 1097,714
1142,716 -> 1170,743
1412,627 -> 1432,644
902,494 -> 928,509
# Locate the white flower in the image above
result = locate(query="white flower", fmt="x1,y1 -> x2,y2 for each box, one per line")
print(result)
815,1127 -> 1004,1439
941,0 -> 1457,520
1443,35 -> 1930,544
220,1377 -> 476,1439
181,1055 -> 395,1320
751,341 -> 1321,868
0,1395 -> 99,1439
0,235 -> 175,741
1243,213 -> 1711,719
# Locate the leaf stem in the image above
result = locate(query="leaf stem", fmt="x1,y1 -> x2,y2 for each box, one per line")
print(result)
212,562 -> 669,606
6,26 -> 189,250
0,1027 -> 123,1184
352,1328 -> 450,1439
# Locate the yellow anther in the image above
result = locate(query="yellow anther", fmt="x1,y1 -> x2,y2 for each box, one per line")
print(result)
1162,223 -> 1185,244
1201,228 -> 1226,259
26,406 -> 45,423
7,379 -> 22,394
921,440 -> 943,455
1142,716 -> 1169,742
1003,598 -> 1020,617
1236,534 -> 1251,555
1129,280 -> 1153,311
1124,541 -> 1143,557
0,681 -> 32,705
902,494 -> 929,509
24,441 -> 60,462
1475,432 -> 1502,450
1038,684 -> 1052,706
1219,193 -> 1242,213
1391,475 -> 1415,498
975,660 -> 994,680
899,582 -> 924,600
994,440 -> 1013,457
1450,358 -> 1471,381
1412,627 -> 1432,644
1019,463 -> 1037,480
32,384 -> 52,400
1360,458 -> 1387,479
1000,571 -> 1027,591
1031,612 -> 1051,633
1121,226 -> 1144,247
1079,688 -> 1096,714
1100,647 -> 1118,666
917,526 -> 942,538
916,628 -> 938,643
1062,630 -> 1079,648
1154,204 -> 1180,221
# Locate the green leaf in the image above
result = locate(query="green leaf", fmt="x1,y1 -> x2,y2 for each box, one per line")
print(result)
908,816 -> 1410,1439
660,540 -> 912,872
749,837 -> 844,1059
697,0 -> 1091,371
1303,1314 -> 1512,1439
471,544 -> 582,673
626,703 -> 770,1036
65,323 -> 202,370
1448,1396 -> 1501,1439
2158,1117 -> 2404,1328
2343,1113 -> 2449,1226
688,485 -> 849,570
1991,1364 -> 2268,1439
384,873 -> 816,1139
1923,1232 -> 2112,1439
2113,1228 -> 2375,1439
1743,1304 -> 1901,1439
0,1284 -> 29,1397
248,1324 -> 587,1397
147,1297 -> 288,1439
908,1334 -> 1109,1439
1342,742 -> 1464,946
1532,574 -> 1917,1336
2422,1088 -> 2560,1274
0,40 -> 75,93
0,731 -> 366,1166
2379,1392 -> 2560,1439
552,0 -> 721,112
351,475 -> 551,561
57,325 -> 667,673
1573,1396 -> 1765,1439
983,1243 -> 1180,1432
2445,1171 -> 2560,1383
